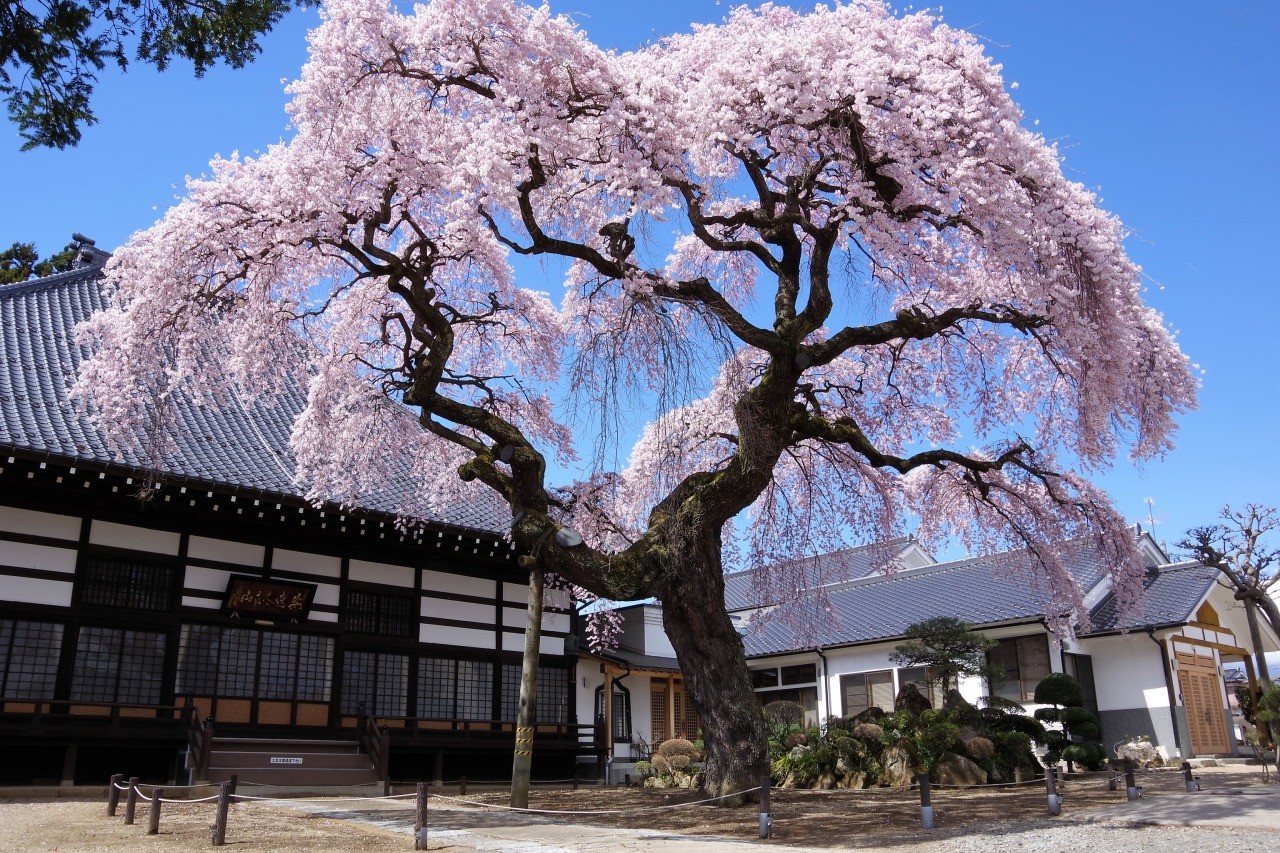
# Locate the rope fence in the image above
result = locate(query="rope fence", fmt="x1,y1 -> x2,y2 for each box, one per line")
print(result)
97,758 -> 1248,847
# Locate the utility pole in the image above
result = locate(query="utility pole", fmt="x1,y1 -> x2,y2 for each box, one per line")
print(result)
511,554 -> 544,809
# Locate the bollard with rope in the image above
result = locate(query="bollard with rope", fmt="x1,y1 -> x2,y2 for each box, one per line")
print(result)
211,780 -> 230,846
917,773 -> 934,830
758,775 -> 772,839
1123,758 -> 1139,801
414,781 -> 428,851
1180,761 -> 1200,793
1045,766 -> 1062,815
148,788 -> 164,835
107,773 -> 123,816
124,776 -> 140,825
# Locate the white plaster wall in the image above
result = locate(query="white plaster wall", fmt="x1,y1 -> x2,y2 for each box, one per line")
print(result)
422,569 -> 493,600
0,505 -> 79,541
423,624 -> 495,649
349,558 -> 414,588
1078,634 -> 1170,713
273,548 -> 341,578
423,597 -> 495,625
642,608 -> 677,657
499,632 -> 564,655
0,540 -> 77,573
187,535 -> 264,567
578,661 -> 655,759
2,575 -> 72,606
89,520 -> 179,555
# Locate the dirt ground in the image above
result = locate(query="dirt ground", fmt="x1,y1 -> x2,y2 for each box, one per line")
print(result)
0,766 -> 1271,851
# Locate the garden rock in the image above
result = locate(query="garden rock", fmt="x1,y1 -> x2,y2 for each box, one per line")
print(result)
881,741 -> 919,786
1116,738 -> 1164,768
894,684 -> 932,717
934,752 -> 988,787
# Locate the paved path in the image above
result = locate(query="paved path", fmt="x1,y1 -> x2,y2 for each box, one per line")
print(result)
1073,784 -> 1280,830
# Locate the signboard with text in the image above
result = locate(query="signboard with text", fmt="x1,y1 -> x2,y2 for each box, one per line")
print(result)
221,575 -> 315,618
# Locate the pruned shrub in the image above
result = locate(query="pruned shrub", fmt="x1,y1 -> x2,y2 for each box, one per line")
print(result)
784,732 -> 807,749
657,738 -> 697,758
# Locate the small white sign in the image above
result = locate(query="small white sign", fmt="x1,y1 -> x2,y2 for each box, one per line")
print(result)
270,757 -> 303,765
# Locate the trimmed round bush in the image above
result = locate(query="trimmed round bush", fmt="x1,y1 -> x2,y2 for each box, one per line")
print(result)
1033,673 -> 1084,708
652,754 -> 672,774
963,736 -> 995,760
668,753 -> 691,770
658,738 -> 697,758
784,733 -> 808,749
852,723 -> 884,741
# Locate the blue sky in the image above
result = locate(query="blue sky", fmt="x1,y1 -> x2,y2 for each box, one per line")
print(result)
2,0 -> 1277,558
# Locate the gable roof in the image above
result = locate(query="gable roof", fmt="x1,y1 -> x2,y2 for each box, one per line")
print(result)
740,536 -> 1207,657
1087,561 -> 1220,633
0,269 -> 509,535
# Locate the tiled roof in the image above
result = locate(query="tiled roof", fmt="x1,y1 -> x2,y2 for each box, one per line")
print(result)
740,537 -> 1136,656
1088,561 -> 1218,633
0,270 -> 509,534
724,537 -> 917,611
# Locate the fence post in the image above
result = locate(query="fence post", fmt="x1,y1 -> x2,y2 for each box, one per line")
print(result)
1124,758 -> 1139,801
1045,766 -> 1061,816
1180,761 -> 1200,793
758,775 -> 772,839
212,780 -> 230,846
148,788 -> 163,835
107,773 -> 123,816
572,776 -> 579,791
917,774 -> 934,830
124,777 -> 140,825
414,781 -> 428,851
459,775 -> 467,796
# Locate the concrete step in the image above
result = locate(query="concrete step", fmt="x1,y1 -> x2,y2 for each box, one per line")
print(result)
208,767 -> 379,786
1184,756 -> 1260,768
230,782 -> 386,798
211,737 -> 361,754
209,751 -> 373,770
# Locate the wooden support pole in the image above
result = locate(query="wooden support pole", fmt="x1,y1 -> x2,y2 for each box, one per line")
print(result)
432,752 -> 444,791
148,788 -> 163,835
1124,759 -> 1139,801
60,743 -> 78,787
758,775 -> 772,839
510,565 -> 544,810
124,777 -> 139,825
459,775 -> 467,796
107,773 -> 123,816
917,774 -> 934,829
414,781 -> 428,851
212,780 -> 230,846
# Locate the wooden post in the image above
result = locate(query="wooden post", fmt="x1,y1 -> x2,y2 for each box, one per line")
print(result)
148,788 -> 163,835
1013,766 -> 1025,784
602,669 -> 614,772
1180,761 -> 1199,793
1045,767 -> 1061,815
510,563 -> 544,810
124,777 -> 139,825
432,752 -> 444,791
459,775 -> 467,796
414,781 -> 428,851
212,780 -> 230,846
1124,759 -> 1139,801
107,773 -> 123,816
60,744 -> 78,787
664,674 -> 676,743
917,774 -> 934,829
227,774 -> 238,797
380,726 -> 391,797
758,775 -> 772,839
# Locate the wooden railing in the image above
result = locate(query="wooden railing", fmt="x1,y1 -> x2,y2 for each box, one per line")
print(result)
355,705 -> 391,793
184,697 -> 214,783
0,697 -> 191,732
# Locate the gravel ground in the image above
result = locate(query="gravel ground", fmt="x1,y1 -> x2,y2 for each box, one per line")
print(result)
0,766 -> 1274,852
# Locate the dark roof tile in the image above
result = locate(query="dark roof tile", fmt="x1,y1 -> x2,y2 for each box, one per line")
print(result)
0,271 -> 508,535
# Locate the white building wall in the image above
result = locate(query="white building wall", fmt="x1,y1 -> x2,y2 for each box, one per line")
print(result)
1079,635 -> 1169,714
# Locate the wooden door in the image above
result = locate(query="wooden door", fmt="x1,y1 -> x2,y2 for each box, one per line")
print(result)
1176,651 -> 1230,756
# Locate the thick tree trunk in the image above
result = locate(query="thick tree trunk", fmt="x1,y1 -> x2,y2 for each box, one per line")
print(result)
658,532 -> 768,803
